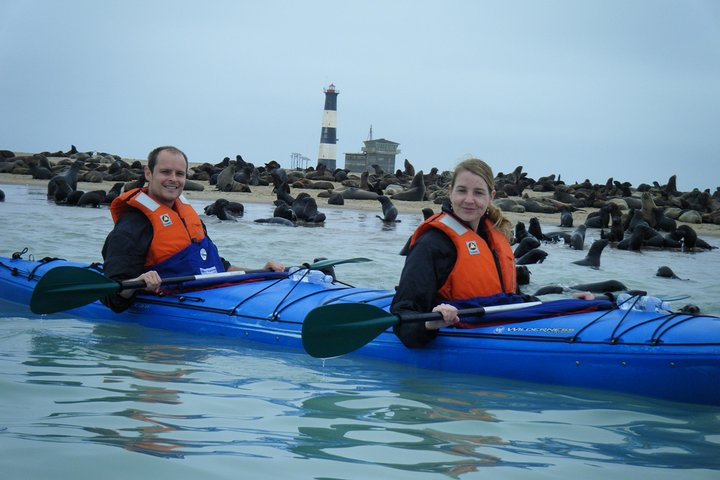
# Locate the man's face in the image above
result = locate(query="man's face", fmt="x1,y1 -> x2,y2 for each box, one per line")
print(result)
145,149 -> 187,208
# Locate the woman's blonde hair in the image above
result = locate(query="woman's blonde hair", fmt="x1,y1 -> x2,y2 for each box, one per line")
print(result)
451,158 -> 513,241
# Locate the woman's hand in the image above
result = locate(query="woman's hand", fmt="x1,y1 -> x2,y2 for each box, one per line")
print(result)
119,270 -> 162,298
264,260 -> 285,272
425,303 -> 460,330
572,291 -> 595,300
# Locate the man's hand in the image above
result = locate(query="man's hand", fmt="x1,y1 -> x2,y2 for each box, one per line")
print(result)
425,303 -> 459,330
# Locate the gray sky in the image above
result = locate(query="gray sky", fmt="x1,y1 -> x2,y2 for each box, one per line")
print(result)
2,0 -> 719,191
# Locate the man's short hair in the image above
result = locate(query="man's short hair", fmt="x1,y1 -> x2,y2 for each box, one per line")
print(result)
147,146 -> 188,172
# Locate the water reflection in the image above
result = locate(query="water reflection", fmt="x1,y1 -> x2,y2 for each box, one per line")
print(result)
290,372 -> 720,474
82,408 -> 188,458
3,311 -> 720,474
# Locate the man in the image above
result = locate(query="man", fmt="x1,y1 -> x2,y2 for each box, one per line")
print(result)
102,146 -> 283,312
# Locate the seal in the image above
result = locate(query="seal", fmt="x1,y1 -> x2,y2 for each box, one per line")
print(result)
675,225 -> 698,251
626,209 -> 650,233
640,225 -> 665,248
543,230 -> 571,243
559,206 -> 573,227
254,217 -> 296,227
513,221 -> 529,243
77,190 -> 106,208
516,265 -> 531,285
50,177 -> 74,204
678,304 -> 701,314
584,203 -> 618,229
391,171 -> 426,201
695,237 -> 717,250
204,198 -> 243,221
652,209 -> 676,233
0,188 -> 4,202
292,194 -> 326,223
656,266 -> 682,279
216,161 -> 244,192
273,202 -> 297,222
617,224 -> 647,251
515,248 -> 548,265
601,215 -> 624,243
403,158 -> 416,177
568,224 -> 586,250
661,233 -> 683,249
376,195 -> 399,223
268,165 -> 289,192
533,285 -> 565,296
513,236 -> 540,259
47,160 -> 83,198
494,198 -> 524,213
103,182 -> 125,204
640,192 -> 658,226
225,201 -> 244,217
273,182 -> 296,206
528,217 -> 549,241
327,192 -> 344,205
519,199 -> 557,214
340,187 -> 379,200
204,199 -> 239,221
570,279 -> 627,292
183,179 -> 206,192
29,156 -> 54,180
571,239 -> 608,268
64,189 -> 84,206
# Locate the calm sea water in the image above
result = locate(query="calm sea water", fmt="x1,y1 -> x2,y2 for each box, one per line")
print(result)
1,182 -> 719,479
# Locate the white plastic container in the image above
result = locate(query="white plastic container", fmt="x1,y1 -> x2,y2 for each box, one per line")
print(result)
616,294 -> 671,312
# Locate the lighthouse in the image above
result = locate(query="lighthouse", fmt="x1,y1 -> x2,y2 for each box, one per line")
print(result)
317,83 -> 339,170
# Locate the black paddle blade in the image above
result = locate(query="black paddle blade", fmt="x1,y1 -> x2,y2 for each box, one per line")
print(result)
30,266 -> 120,314
302,303 -> 398,358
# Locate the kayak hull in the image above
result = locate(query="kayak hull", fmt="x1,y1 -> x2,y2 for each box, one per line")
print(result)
2,256 -> 719,405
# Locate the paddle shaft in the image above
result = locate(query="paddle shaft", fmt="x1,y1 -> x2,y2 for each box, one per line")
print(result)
117,270 -> 266,291
118,257 -> 369,290
396,301 -> 543,324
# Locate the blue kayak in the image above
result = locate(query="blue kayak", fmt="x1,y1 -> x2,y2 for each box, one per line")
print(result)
1,255 -> 719,405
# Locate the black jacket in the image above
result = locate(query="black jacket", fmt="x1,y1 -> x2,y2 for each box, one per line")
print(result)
390,227 -> 458,347
101,208 -> 229,312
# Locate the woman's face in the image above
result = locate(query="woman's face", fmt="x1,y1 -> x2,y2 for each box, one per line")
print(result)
449,168 -> 495,230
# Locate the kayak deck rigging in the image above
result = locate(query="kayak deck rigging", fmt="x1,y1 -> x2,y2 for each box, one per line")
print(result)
3,255 -> 717,347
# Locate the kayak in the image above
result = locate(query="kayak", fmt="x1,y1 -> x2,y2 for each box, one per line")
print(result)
1,255 -> 720,405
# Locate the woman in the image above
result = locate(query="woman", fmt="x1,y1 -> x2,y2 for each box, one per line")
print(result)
391,158 -> 524,348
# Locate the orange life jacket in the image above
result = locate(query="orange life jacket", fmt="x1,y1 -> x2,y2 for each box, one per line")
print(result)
110,188 -> 208,268
408,212 -> 517,302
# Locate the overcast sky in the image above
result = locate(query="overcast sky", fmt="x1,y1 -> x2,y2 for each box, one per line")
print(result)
1,0 -> 719,191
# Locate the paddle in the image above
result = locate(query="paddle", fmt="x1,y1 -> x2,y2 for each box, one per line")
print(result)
29,268 -> 281,315
29,257 -> 371,315
305,257 -> 372,269
301,301 -> 542,358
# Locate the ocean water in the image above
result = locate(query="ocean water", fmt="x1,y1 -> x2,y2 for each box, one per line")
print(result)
1,182 -> 719,479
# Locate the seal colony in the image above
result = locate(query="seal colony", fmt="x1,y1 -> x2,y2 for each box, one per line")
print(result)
2,145 -> 719,232
1,148 -> 717,219
1,145 -> 717,223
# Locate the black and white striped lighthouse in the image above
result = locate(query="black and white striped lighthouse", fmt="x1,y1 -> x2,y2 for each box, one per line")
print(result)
317,83 -> 339,170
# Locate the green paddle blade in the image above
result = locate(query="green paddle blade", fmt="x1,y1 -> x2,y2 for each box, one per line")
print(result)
30,266 -> 120,314
308,257 -> 372,270
302,303 -> 398,358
